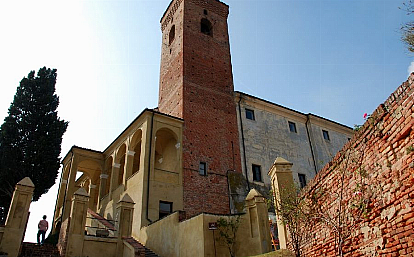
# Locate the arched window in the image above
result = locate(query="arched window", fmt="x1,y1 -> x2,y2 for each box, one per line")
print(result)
130,129 -> 143,178
169,25 -> 175,45
117,145 -> 126,187
132,141 -> 141,175
201,18 -> 212,36
154,129 -> 179,173
118,154 -> 125,186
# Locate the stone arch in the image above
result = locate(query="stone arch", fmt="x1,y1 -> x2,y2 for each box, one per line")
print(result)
130,129 -> 143,177
154,128 -> 179,172
76,159 -> 102,211
77,159 -> 102,180
115,144 -> 127,187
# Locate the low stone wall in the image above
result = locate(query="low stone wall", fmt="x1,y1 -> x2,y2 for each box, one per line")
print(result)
138,212 -> 201,257
82,236 -> 118,257
138,189 -> 271,257
300,75 -> 414,256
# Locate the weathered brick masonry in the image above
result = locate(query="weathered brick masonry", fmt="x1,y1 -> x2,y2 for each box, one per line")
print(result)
158,0 -> 242,217
301,74 -> 414,256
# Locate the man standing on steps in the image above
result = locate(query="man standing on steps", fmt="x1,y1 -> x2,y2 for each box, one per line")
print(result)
37,215 -> 48,245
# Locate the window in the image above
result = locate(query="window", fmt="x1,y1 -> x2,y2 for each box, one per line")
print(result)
322,130 -> 330,140
204,9 -> 208,15
298,173 -> 307,189
159,201 -> 173,219
245,109 -> 255,120
169,25 -> 175,45
199,162 -> 207,176
288,121 -> 297,133
252,164 -> 262,182
201,18 -> 212,36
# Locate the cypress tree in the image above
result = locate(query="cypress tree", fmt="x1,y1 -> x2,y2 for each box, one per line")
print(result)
0,67 -> 68,210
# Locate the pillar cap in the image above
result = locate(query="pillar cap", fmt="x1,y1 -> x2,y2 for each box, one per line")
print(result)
269,157 -> 294,176
17,177 -> 35,188
246,188 -> 263,200
273,157 -> 292,165
118,193 -> 135,204
74,187 -> 89,197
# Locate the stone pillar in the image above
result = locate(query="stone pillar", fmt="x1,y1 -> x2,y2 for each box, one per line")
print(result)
245,189 -> 272,255
55,177 -> 67,213
115,194 -> 135,257
98,173 -> 109,201
88,183 -> 97,211
123,150 -> 135,189
66,188 -> 89,257
267,157 -> 294,249
63,154 -> 80,221
116,194 -> 135,238
53,166 -> 69,233
0,177 -> 34,257
109,163 -> 121,197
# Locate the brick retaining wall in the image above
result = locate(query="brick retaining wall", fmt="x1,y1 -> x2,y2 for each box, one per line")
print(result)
301,74 -> 414,256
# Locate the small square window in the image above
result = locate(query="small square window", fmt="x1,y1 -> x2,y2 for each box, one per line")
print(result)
245,109 -> 255,120
288,121 -> 297,133
322,130 -> 330,140
252,164 -> 262,182
199,162 -> 207,176
298,173 -> 307,189
159,201 -> 173,219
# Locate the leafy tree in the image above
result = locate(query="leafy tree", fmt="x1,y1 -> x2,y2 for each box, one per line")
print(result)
401,1 -> 414,52
0,67 -> 68,210
272,183 -> 313,257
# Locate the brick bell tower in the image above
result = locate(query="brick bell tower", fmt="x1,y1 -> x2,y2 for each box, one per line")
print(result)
159,0 -> 242,216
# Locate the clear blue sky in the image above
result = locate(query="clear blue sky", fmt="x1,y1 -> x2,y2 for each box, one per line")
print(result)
0,0 -> 412,242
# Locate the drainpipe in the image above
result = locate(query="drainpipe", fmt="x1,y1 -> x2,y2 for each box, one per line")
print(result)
226,170 -> 232,214
237,95 -> 250,191
305,115 -> 318,175
146,112 -> 155,223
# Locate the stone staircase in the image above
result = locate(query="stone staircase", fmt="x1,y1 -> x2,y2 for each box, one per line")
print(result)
124,237 -> 161,257
18,238 -> 160,257
87,209 -> 160,257
19,242 -> 60,257
87,209 -> 116,231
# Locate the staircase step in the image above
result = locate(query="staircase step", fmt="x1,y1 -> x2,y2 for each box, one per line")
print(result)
87,208 -> 116,231
19,242 -> 60,257
123,237 -> 161,257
